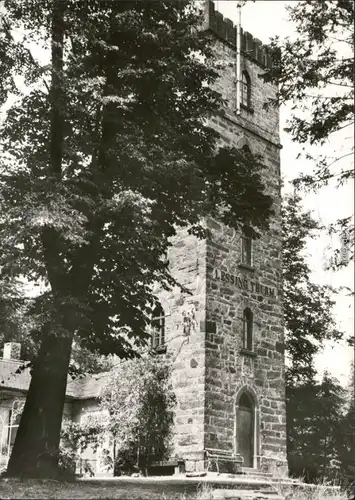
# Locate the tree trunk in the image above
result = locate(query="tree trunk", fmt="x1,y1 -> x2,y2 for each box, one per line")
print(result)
6,328 -> 74,477
6,0 -> 69,478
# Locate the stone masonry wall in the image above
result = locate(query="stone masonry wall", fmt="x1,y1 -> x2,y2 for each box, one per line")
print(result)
155,3 -> 287,475
154,229 -> 208,470
203,25 -> 287,473
204,217 -> 287,472
206,0 -> 276,70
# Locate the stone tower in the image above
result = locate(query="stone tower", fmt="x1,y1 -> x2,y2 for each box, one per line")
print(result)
153,1 -> 287,475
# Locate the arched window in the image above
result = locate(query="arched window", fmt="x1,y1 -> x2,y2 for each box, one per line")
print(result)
241,71 -> 251,108
241,230 -> 253,267
242,308 -> 253,351
239,392 -> 253,409
241,144 -> 251,155
151,303 -> 165,349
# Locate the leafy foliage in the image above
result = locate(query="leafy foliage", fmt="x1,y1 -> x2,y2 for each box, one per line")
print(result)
0,0 -> 274,467
282,193 -> 342,383
324,216 -> 354,273
287,372 -> 349,484
265,0 -> 354,182
0,0 -> 273,476
60,410 -> 108,476
61,356 -> 176,475
0,0 -> 273,357
0,278 -> 38,361
282,196 -> 351,484
274,5 -> 354,480
69,341 -> 115,376
101,356 -> 176,474
338,363 -> 355,487
265,0 -> 354,271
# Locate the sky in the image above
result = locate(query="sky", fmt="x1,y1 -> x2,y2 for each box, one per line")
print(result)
214,1 -> 354,385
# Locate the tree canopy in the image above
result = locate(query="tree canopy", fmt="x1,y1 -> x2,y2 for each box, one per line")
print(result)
61,355 -> 175,477
282,194 -> 353,484
265,0 -> 354,270
287,372 -> 348,483
282,193 -> 343,384
0,0 -> 273,359
0,0 -> 273,477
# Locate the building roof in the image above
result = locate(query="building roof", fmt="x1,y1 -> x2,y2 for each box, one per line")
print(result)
0,359 -> 32,394
0,359 -> 109,400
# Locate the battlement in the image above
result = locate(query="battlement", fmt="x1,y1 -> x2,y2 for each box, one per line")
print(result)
207,0 -> 275,70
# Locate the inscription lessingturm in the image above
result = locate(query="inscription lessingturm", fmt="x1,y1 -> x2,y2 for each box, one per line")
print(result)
213,268 -> 276,297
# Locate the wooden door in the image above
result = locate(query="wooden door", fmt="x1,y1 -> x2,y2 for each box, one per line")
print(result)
237,393 -> 254,467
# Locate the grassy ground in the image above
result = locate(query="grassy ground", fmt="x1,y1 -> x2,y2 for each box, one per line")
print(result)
275,484 -> 347,500
1,477 -> 197,500
0,477 -> 348,500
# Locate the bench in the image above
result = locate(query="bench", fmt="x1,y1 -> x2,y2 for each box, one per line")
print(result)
148,459 -> 185,476
205,448 -> 243,474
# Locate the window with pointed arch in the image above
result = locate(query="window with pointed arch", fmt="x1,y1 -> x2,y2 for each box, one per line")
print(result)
242,308 -> 253,351
151,303 -> 165,350
241,71 -> 251,109
241,144 -> 251,155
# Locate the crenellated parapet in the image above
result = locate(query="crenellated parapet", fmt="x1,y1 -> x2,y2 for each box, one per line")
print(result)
207,0 -> 275,69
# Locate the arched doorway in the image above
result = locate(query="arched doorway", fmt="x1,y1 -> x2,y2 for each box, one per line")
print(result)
236,392 -> 254,468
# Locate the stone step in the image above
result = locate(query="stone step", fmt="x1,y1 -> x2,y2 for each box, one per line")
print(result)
241,469 -> 273,478
241,473 -> 273,477
242,468 -> 272,474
